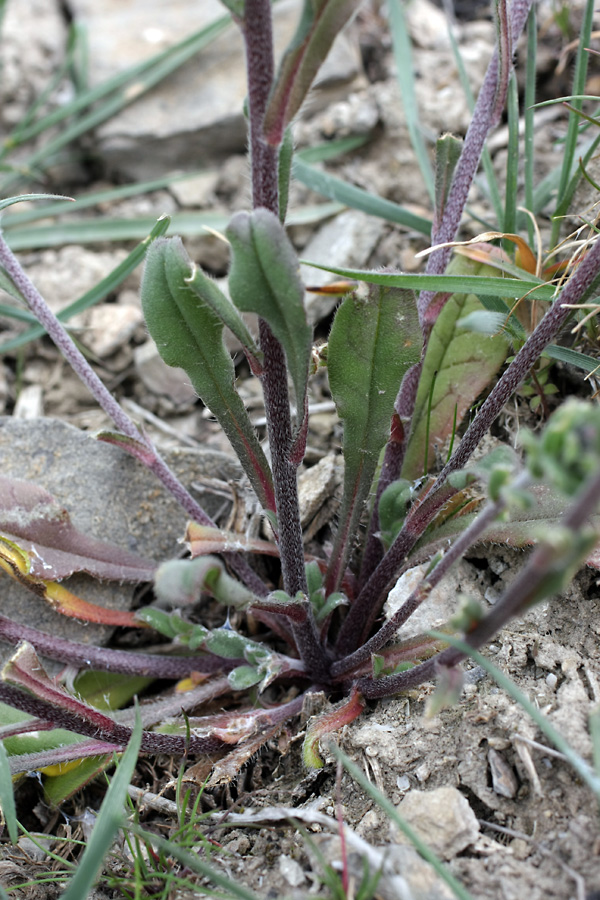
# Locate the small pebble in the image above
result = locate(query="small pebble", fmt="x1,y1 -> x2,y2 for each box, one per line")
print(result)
545,672 -> 558,690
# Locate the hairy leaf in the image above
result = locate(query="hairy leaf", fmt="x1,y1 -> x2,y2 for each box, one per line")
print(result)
142,236 -> 274,511
0,476 -> 155,581
402,257 -> 509,480
227,209 -> 312,419
263,0 -> 364,145
326,284 -> 421,591
185,522 -> 279,557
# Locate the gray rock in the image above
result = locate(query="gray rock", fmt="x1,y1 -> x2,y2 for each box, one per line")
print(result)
66,0 -> 364,180
300,210 -> 386,324
0,417 -> 241,665
393,787 -> 480,860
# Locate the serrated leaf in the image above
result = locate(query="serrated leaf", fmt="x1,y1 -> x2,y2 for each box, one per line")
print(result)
263,0 -> 364,145
141,236 -> 274,511
402,256 -> 509,480
226,209 -> 312,420
325,284 -> 421,591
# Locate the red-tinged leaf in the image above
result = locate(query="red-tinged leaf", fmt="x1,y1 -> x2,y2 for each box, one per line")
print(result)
262,0 -> 364,146
185,522 -> 280,558
94,431 -> 156,466
0,476 -> 156,581
302,685 -> 365,768
0,538 -> 142,627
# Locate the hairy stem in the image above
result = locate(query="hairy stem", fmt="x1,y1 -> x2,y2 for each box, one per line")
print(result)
0,614 -> 237,678
241,3 -> 308,600
359,458 -> 600,699
333,471 -> 530,678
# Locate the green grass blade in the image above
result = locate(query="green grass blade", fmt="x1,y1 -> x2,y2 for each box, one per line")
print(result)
533,130 -> 600,215
300,263 -> 557,302
0,217 -> 170,352
128,823 -> 262,900
0,16 -> 231,190
388,0 -> 435,202
330,745 -> 476,900
523,5 -> 537,245
0,739 -> 18,844
591,705 -> 600,778
292,157 -> 432,235
4,202 -> 341,251
58,711 -> 142,900
549,0 -> 594,246
297,135 -> 370,164
503,74 -> 519,239
2,173 -> 207,228
543,342 -> 600,373
429,632 -> 600,801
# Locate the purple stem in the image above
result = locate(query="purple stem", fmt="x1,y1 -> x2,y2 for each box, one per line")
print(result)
332,471 -> 529,679
338,228 -> 600,655
0,234 -> 267,597
241,3 -> 309,604
358,458 -> 600,699
0,614 -> 238,678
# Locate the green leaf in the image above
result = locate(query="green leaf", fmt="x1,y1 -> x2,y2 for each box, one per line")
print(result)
141,236 -> 274,510
263,0 -> 364,145
293,157 -> 432,236
434,134 -> 462,229
44,756 -> 113,807
59,710 -> 142,900
326,285 -> 421,590
205,629 -> 250,659
227,209 -> 312,416
228,665 -> 262,690
0,193 -> 72,212
0,738 -> 18,843
185,262 -> 263,369
402,257 -> 509,480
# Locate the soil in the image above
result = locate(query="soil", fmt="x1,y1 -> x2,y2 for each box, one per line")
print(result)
1,2 -> 600,899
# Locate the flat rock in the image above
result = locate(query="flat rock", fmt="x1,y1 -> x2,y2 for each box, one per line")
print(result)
393,787 -> 480,860
0,417 -> 242,665
66,0 -> 364,180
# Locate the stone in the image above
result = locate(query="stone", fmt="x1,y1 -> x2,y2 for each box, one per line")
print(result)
66,0 -> 364,180
0,0 -> 67,128
393,787 -> 480,860
278,855 -> 306,888
19,246 -> 128,313
300,210 -> 386,324
0,417 -> 242,666
82,302 -> 143,358
384,560 -> 483,640
134,340 -> 198,408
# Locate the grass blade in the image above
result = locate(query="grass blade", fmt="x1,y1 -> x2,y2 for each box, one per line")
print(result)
523,5 -> 537,245
503,74 -> 519,239
58,710 -> 142,900
549,0 -> 594,247
0,16 -> 231,191
0,738 -> 18,844
300,263 -> 557,302
292,156 -> 432,236
388,0 -> 435,202
128,823 -> 262,900
330,744 -> 476,900
0,217 -> 171,352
